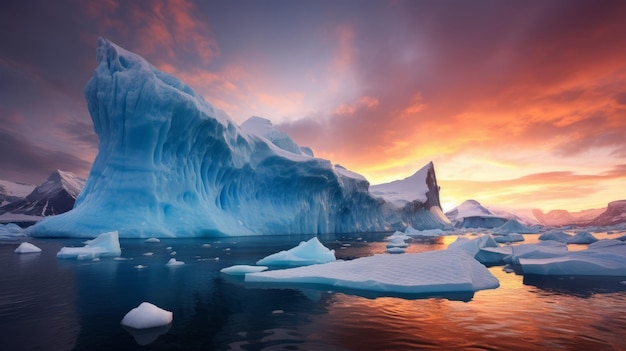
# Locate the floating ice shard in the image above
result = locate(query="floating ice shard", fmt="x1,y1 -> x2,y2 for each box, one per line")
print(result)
220,265 -> 268,275
29,38 -> 449,238
121,302 -> 173,329
56,231 -> 121,259
246,250 -> 499,295
256,237 -> 335,267
493,233 -> 525,243
14,242 -> 42,254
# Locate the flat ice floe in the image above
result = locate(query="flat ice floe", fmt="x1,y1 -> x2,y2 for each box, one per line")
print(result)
256,237 -> 335,267
56,231 -> 121,259
220,265 -> 268,275
246,250 -> 499,295
519,240 -> 626,276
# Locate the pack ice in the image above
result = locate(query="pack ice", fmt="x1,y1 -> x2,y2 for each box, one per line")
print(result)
29,38 -> 449,238
246,250 -> 499,295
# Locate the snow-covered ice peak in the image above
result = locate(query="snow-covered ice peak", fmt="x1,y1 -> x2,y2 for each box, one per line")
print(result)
370,161 -> 442,209
29,38 -> 450,238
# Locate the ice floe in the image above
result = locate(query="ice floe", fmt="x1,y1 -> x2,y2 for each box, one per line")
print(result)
220,265 -> 268,275
246,250 -> 499,296
56,231 -> 121,259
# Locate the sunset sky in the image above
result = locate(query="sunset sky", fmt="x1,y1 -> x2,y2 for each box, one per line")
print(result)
1,0 -> 625,212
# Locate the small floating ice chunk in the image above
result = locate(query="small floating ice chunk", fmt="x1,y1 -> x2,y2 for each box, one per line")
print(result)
170,251 -> 177,255
257,237 -> 336,267
0,223 -> 25,238
121,302 -> 173,329
134,265 -> 147,269
494,233 -> 525,243
406,226 -> 446,237
386,237 -> 409,248
201,244 -> 211,248
143,252 -> 154,256
56,231 -> 121,259
14,242 -> 42,254
145,238 -> 160,243
566,231 -> 598,244
165,258 -> 184,266
247,250 -> 499,294
538,231 -> 572,242
220,265 -> 268,275
448,234 -> 501,264
386,247 -> 406,254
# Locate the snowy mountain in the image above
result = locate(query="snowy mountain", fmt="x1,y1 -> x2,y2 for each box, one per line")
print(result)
29,38 -> 449,238
0,179 -> 35,206
588,200 -> 626,226
444,200 -> 508,228
0,170 -> 85,217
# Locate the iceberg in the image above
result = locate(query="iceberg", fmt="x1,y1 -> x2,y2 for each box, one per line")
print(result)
29,38 -> 449,238
56,231 -> 121,259
121,302 -> 173,329
256,237 -> 335,267
246,250 -> 499,296
14,242 -> 42,254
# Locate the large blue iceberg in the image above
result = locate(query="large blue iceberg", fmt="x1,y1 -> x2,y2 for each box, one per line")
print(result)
30,39 -> 448,238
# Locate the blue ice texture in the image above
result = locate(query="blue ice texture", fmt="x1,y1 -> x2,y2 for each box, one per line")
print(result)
29,38 -> 448,238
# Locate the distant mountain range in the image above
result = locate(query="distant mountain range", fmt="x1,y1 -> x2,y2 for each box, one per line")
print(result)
0,170 -> 85,220
446,199 -> 626,228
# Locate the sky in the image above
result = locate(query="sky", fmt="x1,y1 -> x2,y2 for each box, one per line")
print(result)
1,0 -> 625,212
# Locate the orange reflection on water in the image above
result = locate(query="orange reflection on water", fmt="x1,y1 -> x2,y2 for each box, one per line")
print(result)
309,266 -> 626,350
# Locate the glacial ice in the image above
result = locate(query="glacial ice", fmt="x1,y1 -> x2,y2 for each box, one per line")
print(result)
14,242 -> 42,254
56,231 -> 121,259
29,38 -> 449,238
220,265 -> 269,275
121,302 -> 173,329
256,237 -> 336,267
246,250 -> 500,295
145,238 -> 160,243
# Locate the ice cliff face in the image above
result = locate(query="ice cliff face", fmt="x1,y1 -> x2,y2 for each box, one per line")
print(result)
30,38 -> 448,238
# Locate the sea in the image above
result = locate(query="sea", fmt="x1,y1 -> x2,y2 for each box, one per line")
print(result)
1,231 -> 626,350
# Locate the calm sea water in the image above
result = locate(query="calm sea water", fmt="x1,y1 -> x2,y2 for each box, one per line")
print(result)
2,232 -> 626,350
